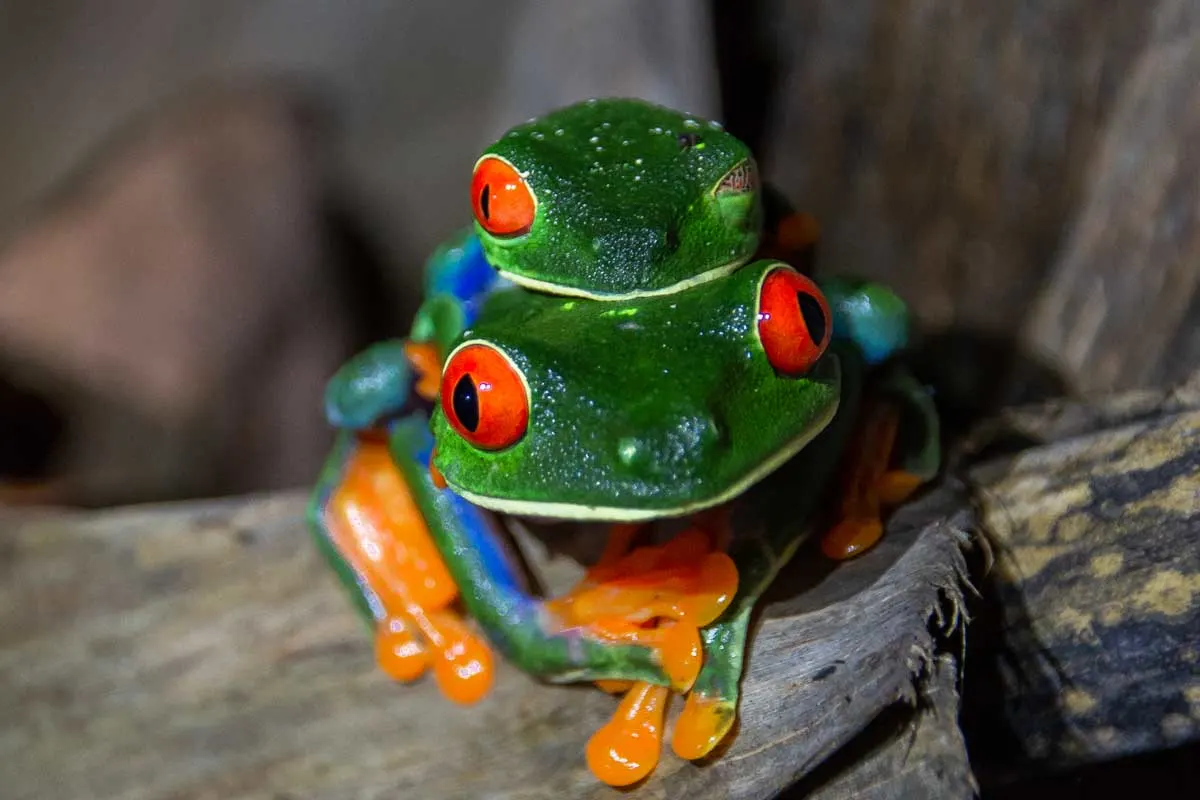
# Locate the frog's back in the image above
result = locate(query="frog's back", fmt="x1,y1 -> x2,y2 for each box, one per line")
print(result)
471,98 -> 763,300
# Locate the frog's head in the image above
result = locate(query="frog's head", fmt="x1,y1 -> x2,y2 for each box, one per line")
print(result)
430,261 -> 838,521
471,98 -> 762,300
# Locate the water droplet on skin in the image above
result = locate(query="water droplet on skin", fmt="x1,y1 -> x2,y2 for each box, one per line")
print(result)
554,128 -> 565,136
684,119 -> 700,129
602,121 -> 611,129
589,135 -> 600,144
531,131 -> 545,140
651,127 -> 663,135
634,175 -> 641,181
635,158 -> 643,165
595,145 -> 604,152
622,139 -> 630,146
709,120 -> 724,131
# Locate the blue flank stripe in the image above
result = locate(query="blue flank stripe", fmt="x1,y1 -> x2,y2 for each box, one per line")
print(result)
409,425 -> 524,595
429,234 -> 501,327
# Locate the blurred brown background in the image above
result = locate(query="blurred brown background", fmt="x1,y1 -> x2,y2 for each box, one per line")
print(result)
0,0 -> 1196,508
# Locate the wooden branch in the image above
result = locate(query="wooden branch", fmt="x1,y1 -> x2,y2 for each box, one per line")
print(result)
1020,0 -> 1200,393
963,373 -> 1200,779
1,487 -> 975,799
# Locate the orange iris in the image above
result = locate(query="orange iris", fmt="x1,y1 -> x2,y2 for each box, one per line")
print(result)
440,342 -> 529,450
756,266 -> 831,376
471,156 -> 536,237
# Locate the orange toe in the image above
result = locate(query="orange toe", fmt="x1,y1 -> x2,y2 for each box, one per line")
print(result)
672,692 -> 736,761
587,682 -> 669,787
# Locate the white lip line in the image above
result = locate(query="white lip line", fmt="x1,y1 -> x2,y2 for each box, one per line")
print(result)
497,256 -> 751,302
443,370 -> 840,522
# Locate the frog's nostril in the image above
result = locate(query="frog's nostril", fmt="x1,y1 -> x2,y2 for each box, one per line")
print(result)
613,415 -> 723,480
617,436 -> 643,467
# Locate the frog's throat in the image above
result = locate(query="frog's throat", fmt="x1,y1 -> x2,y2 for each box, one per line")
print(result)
445,372 -> 841,523
496,255 -> 751,302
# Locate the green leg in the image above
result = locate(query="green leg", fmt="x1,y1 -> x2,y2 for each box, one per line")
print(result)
306,429 -> 381,628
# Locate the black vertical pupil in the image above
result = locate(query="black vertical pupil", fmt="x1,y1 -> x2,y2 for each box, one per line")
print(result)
797,292 -> 827,345
479,186 -> 491,219
452,374 -> 480,432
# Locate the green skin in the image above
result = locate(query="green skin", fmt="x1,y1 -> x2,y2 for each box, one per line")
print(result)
476,98 -> 762,299
309,98 -> 940,742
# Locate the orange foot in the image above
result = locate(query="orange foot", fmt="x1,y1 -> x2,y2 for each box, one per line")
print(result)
324,436 -> 493,704
547,519 -> 740,786
822,399 -> 925,560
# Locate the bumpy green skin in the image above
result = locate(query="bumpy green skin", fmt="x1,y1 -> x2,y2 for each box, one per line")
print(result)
477,98 -> 761,298
432,260 -> 840,516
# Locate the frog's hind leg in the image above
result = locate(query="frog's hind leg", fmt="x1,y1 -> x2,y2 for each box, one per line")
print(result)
820,364 -> 941,560
307,428 -> 495,704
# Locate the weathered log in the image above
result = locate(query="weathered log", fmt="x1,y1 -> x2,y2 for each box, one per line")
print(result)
0,483 -> 975,799
6,376 -> 1198,797
961,372 -> 1200,783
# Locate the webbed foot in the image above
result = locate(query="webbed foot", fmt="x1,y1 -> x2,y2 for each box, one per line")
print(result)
546,519 -> 742,784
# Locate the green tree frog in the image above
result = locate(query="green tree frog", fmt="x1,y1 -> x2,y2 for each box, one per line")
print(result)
308,98 -> 939,787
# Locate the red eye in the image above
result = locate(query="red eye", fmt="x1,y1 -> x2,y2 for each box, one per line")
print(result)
756,266 -> 832,376
471,156 -> 536,237
440,343 -> 530,450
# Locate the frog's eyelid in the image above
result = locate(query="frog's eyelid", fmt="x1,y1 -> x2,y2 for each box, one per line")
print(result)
713,158 -> 759,196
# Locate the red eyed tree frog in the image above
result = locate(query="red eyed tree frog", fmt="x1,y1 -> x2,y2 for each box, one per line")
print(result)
308,98 -> 940,787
